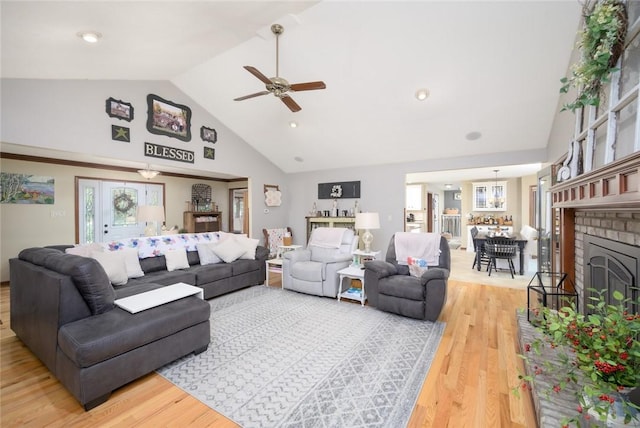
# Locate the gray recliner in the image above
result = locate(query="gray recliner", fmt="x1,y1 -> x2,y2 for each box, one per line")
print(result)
364,234 -> 450,321
282,227 -> 358,298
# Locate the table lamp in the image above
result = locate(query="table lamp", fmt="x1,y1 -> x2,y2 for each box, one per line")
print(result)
137,205 -> 165,236
355,212 -> 380,252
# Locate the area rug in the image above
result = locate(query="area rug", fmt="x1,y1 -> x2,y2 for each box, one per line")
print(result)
157,285 -> 445,427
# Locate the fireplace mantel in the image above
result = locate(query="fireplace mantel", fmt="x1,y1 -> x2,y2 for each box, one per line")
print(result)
551,152 -> 640,210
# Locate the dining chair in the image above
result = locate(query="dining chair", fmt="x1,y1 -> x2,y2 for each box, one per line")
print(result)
485,236 -> 518,278
470,226 -> 491,270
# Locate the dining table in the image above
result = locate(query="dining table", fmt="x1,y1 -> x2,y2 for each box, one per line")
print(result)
473,233 -> 528,275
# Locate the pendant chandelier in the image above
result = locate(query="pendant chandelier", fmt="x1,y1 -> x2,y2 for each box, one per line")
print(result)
488,169 -> 504,208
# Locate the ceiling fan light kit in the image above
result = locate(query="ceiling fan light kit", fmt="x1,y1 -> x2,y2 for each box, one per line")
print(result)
415,88 -> 429,101
234,23 -> 326,112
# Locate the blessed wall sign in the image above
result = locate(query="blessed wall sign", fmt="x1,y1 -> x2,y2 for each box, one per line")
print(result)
144,142 -> 194,163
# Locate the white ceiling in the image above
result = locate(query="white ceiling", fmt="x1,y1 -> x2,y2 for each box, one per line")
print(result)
1,1 -> 581,183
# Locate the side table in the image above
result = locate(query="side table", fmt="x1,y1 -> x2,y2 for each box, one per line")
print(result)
265,244 -> 303,286
337,266 -> 367,306
351,249 -> 380,268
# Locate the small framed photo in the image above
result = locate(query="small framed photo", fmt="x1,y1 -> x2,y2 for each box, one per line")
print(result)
106,97 -> 133,121
146,94 -> 192,142
204,147 -> 215,160
454,192 -> 462,200
200,126 -> 217,143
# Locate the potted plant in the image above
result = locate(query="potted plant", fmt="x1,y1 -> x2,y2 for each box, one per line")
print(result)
517,288 -> 640,427
560,0 -> 627,112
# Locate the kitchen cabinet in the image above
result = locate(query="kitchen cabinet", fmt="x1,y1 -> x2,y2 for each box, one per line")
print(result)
404,209 -> 427,233
472,181 -> 507,211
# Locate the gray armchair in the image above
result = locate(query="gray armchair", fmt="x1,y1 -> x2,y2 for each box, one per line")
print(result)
283,228 -> 358,298
364,234 -> 450,321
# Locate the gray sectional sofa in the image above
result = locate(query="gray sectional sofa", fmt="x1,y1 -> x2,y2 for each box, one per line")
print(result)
9,242 -> 268,410
124,244 -> 268,299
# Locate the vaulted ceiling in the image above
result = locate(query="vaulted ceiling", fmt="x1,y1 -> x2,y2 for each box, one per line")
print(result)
1,1 -> 581,181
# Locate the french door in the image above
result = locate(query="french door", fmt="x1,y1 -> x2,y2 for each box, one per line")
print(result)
77,179 -> 164,243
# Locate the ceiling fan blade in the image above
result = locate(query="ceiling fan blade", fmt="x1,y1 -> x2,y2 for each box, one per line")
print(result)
290,81 -> 326,92
243,66 -> 272,85
281,95 -> 301,112
234,91 -> 270,101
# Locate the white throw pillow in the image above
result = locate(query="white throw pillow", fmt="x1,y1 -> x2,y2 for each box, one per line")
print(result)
66,242 -> 104,257
235,235 -> 259,260
91,250 -> 128,286
212,238 -> 246,263
196,242 -> 222,265
121,247 -> 144,278
165,248 -> 190,272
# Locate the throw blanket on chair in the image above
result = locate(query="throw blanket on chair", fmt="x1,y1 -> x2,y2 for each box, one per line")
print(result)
309,227 -> 347,248
395,232 -> 441,266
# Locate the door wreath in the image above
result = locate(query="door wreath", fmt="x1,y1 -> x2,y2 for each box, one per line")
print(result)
113,192 -> 136,214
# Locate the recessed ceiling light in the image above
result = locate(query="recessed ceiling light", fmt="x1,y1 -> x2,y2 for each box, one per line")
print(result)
415,88 -> 429,101
294,156 -> 304,162
445,184 -> 452,189
77,31 -> 102,43
289,121 -> 298,128
466,131 -> 482,141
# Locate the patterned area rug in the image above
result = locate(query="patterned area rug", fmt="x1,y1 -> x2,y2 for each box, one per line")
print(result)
157,285 -> 445,428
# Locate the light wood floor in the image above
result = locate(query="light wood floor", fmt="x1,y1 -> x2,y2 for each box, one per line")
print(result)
1,276 -> 536,427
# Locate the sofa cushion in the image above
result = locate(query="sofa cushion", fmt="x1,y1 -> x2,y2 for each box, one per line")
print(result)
165,249 -> 190,271
291,261 -> 324,281
125,270 -> 197,287
231,259 -> 260,276
121,248 -> 145,278
139,255 -> 167,274
379,276 -> 425,301
191,263 -> 233,284
57,295 -> 210,368
196,242 -> 222,265
213,238 -> 246,263
18,248 -> 115,315
91,250 -> 128,286
235,236 -> 259,260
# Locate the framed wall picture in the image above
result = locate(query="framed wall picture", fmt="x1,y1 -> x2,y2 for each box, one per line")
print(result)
111,125 -> 130,142
200,126 -> 217,143
146,94 -> 191,142
204,147 -> 215,160
318,181 -> 361,199
105,97 -> 133,121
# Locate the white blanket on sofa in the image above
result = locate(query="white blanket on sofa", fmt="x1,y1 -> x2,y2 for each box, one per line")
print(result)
308,227 -> 346,248
395,232 -> 441,266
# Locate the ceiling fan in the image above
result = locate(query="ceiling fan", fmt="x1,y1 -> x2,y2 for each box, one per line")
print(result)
234,24 -> 326,112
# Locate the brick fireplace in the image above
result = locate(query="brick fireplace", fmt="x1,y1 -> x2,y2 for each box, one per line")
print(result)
574,211 -> 640,311
552,153 -> 640,312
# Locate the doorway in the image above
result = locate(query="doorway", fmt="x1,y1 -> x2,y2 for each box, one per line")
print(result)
229,188 -> 249,234
77,178 -> 164,243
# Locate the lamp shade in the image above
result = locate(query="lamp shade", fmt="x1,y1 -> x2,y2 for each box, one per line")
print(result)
355,212 -> 380,230
137,205 -> 165,222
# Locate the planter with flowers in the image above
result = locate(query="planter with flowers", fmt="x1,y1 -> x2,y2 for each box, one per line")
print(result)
560,0 -> 627,112
517,288 -> 640,427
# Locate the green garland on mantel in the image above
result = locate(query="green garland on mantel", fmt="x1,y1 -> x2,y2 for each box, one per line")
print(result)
560,0 -> 628,112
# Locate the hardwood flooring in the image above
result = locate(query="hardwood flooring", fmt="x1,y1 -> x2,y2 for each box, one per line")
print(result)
1,276 -> 536,427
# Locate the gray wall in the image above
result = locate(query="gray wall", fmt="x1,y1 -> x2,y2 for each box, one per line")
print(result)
0,78 -> 291,236
1,77 -> 556,276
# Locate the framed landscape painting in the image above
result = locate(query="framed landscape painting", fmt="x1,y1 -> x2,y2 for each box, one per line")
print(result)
0,173 -> 54,204
146,94 -> 192,142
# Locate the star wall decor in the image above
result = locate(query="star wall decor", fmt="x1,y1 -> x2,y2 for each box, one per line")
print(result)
204,147 -> 215,160
111,125 -> 130,142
